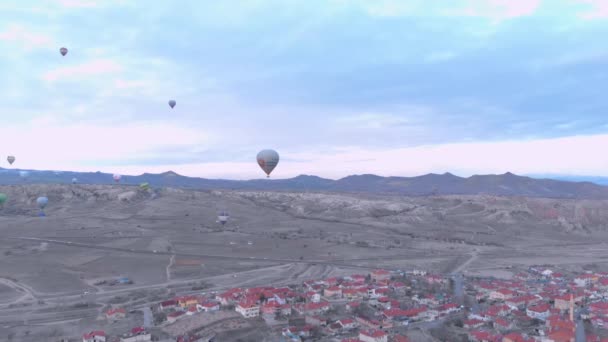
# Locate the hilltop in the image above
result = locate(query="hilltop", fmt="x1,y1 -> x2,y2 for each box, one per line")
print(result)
2,168 -> 608,199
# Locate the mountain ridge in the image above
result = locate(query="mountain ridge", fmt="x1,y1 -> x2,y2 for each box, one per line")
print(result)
2,167 -> 608,199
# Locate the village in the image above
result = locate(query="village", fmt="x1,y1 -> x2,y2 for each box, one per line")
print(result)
77,265 -> 608,342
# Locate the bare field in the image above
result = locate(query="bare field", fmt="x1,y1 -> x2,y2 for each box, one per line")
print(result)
2,184 -> 608,340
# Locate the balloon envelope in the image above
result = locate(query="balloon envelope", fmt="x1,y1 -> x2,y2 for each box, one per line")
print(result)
60,47 -> 68,56
139,182 -> 150,190
72,178 -> 78,184
113,174 -> 121,182
37,197 -> 48,209
256,149 -> 280,177
168,100 -> 176,108
0,193 -> 7,205
7,156 -> 15,165
19,171 -> 29,178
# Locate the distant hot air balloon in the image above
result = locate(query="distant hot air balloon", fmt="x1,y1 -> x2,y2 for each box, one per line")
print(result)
139,182 -> 150,191
113,174 -> 121,183
168,100 -> 176,109
0,193 -> 7,206
72,178 -> 78,184
19,171 -> 29,180
7,156 -> 15,165
37,196 -> 48,217
60,47 -> 68,56
218,211 -> 229,225
256,149 -> 279,178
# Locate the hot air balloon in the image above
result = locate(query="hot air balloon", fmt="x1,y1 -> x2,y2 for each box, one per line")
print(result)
168,100 -> 176,109
7,156 -> 15,165
37,196 -> 48,217
60,47 -> 68,56
72,178 -> 78,184
218,211 -> 229,225
113,174 -> 121,183
139,182 -> 150,191
19,171 -> 29,180
256,149 -> 279,178
0,193 -> 7,206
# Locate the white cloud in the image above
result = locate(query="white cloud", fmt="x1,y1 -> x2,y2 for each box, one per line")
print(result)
0,120 -> 213,171
27,133 -> 608,180
42,58 -> 123,82
334,113 -> 412,129
0,24 -> 54,51
576,0 -> 608,19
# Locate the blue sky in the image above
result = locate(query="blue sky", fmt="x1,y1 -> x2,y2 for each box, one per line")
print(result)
1,0 -> 607,179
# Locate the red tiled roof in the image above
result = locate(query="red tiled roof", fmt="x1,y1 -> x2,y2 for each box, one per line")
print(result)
528,303 -> 550,313
83,331 -> 106,339
360,329 -> 387,338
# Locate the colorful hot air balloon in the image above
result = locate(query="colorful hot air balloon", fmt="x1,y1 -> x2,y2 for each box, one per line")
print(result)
0,193 -> 7,206
139,182 -> 150,191
7,156 -> 15,165
113,174 -> 121,183
256,149 -> 279,178
218,211 -> 229,225
37,196 -> 48,217
168,100 -> 176,109
60,47 -> 68,56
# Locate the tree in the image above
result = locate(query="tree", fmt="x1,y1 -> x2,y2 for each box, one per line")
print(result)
153,312 -> 166,325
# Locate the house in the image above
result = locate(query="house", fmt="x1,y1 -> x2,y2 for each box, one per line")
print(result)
293,301 -> 331,315
526,303 -> 551,320
197,301 -> 220,312
236,300 -> 260,318
343,288 -> 367,300
324,286 -> 342,298
283,325 -> 313,338
464,319 -> 486,329
261,301 -> 280,316
574,273 -> 598,287
356,316 -> 384,330
502,332 -> 535,342
346,301 -> 361,312
553,294 -> 581,311
545,329 -> 575,342
493,318 -> 512,331
167,311 -> 185,323
305,292 -> 321,303
177,296 -> 199,308
306,315 -> 327,326
469,330 -> 500,342
371,269 -> 391,282
438,303 -> 460,315
337,318 -> 358,330
506,295 -> 539,310
186,305 -> 198,315
490,288 -> 516,301
359,329 -> 388,342
119,327 -> 151,342
105,308 -> 126,321
83,331 -> 106,342
160,299 -> 177,311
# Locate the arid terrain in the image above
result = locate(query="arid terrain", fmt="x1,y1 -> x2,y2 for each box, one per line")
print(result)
1,184 -> 608,341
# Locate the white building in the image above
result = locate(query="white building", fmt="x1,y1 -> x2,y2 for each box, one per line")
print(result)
236,301 -> 260,318
359,329 -> 388,342
526,304 -> 551,321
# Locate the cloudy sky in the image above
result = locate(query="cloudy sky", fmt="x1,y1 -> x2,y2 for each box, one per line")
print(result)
0,0 -> 607,179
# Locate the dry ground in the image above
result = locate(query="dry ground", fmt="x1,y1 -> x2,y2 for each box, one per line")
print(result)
1,184 -> 608,340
